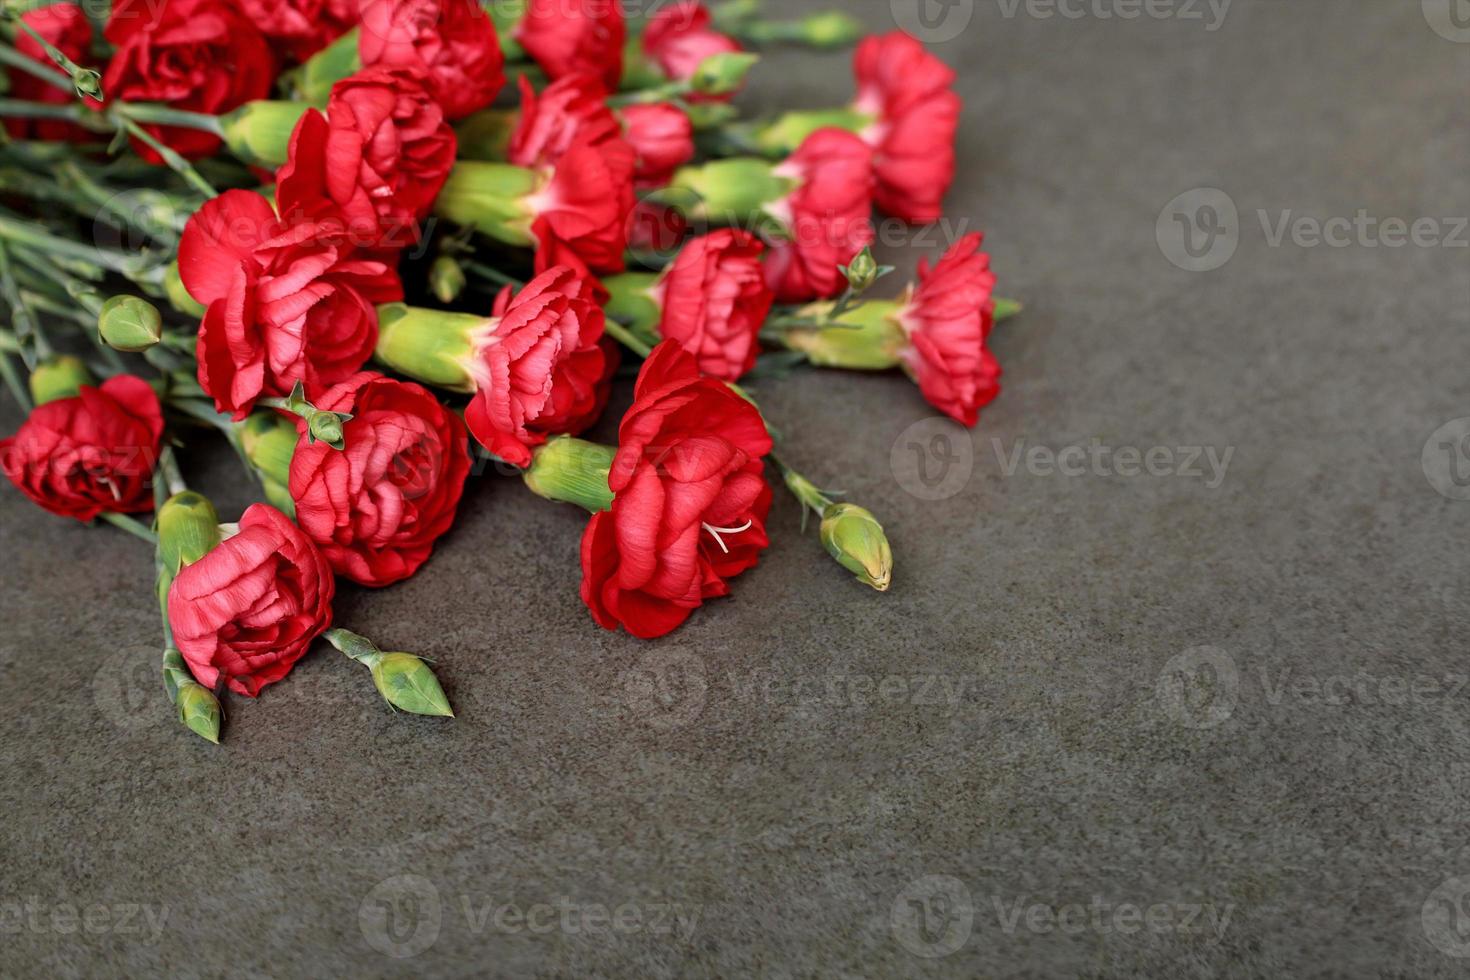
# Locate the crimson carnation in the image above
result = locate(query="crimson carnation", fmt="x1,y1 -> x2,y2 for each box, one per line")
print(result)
651,229 -> 772,381
103,0 -> 274,162
168,503 -> 334,697
580,342 -> 773,639
896,234 -> 1001,426
2,4 -> 99,143
507,74 -> 622,169
514,0 -> 625,92
762,128 -> 875,302
852,32 -> 961,224
618,104 -> 695,188
289,372 -> 470,587
642,1 -> 743,99
0,376 -> 163,522
236,0 -> 357,62
463,267 -> 615,468
276,67 -> 457,251
178,189 -> 402,420
358,0 -> 504,120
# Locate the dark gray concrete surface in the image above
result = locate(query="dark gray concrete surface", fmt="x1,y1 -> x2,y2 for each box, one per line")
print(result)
2,1 -> 1468,976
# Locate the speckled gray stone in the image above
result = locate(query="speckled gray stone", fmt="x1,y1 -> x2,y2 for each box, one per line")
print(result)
1,0 -> 1467,976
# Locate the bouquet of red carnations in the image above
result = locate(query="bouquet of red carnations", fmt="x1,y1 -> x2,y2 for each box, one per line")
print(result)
0,0 -> 1016,742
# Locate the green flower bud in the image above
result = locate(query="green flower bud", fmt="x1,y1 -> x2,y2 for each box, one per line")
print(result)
98,294 -> 163,352
781,300 -> 906,370
820,503 -> 893,592
325,628 -> 454,718
374,302 -> 489,393
993,297 -> 1024,323
157,491 -> 222,574
163,260 -> 206,318
429,255 -> 468,304
431,161 -> 541,246
522,437 -> 616,512
29,355 -> 92,405
308,410 -> 344,446
72,68 -> 103,100
843,248 -> 879,294
175,678 -> 223,743
371,652 -> 454,717
289,28 -> 361,104
799,11 -> 864,47
218,100 -> 312,167
689,51 -> 760,96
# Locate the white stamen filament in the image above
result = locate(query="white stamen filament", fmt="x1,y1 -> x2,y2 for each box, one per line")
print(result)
701,519 -> 753,554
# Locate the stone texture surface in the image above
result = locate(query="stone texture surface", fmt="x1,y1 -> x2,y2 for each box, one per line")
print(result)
1,1 -> 1468,976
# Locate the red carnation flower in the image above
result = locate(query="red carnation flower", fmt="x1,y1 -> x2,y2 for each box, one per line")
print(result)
896,233 -> 1000,426
2,4 -> 99,143
507,74 -> 621,170
103,0 -> 274,162
236,0 -> 357,62
178,189 -> 402,419
618,103 -> 695,188
463,267 -> 615,468
358,0 -> 504,120
762,128 -> 875,302
515,0 -> 625,92
289,372 -> 470,587
580,341 -> 773,639
527,134 -> 637,280
168,503 -> 334,697
0,376 -> 163,522
852,32 -> 960,223
650,229 -> 772,380
642,1 -> 742,99
276,67 -> 457,251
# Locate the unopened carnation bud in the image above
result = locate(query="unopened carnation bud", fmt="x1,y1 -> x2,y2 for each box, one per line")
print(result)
29,355 -> 92,405
843,248 -> 879,294
98,294 -> 163,352
308,410 -> 344,447
237,413 -> 298,515
325,628 -> 454,718
819,503 -> 892,592
798,11 -> 863,47
430,255 -> 467,304
371,652 -> 454,717
72,68 -> 102,100
161,648 -> 221,743
689,51 -> 760,96
157,491 -> 222,573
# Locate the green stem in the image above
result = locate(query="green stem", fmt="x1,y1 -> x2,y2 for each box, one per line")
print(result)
114,102 -> 223,136
0,239 -> 46,363
772,452 -> 835,518
462,261 -> 523,291
602,319 -> 653,359
112,115 -> 217,198
99,511 -> 159,544
0,214 -> 144,277
0,345 -> 30,411
8,15 -> 97,95
0,97 -> 99,126
157,444 -> 186,496
0,41 -> 72,95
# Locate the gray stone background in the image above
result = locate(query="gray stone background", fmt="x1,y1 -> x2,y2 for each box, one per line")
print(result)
1,0 -> 1468,975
